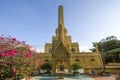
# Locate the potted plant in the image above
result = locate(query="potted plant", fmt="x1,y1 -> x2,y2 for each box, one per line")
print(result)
71,63 -> 81,76
100,70 -> 111,76
40,61 -> 52,76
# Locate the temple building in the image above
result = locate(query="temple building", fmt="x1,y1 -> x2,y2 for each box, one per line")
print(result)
39,5 -> 104,75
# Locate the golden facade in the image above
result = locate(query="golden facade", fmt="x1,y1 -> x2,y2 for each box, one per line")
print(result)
39,5 -> 103,75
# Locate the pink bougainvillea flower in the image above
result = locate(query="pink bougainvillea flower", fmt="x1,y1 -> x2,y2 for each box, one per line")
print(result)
13,68 -> 17,74
4,52 -> 9,57
9,62 -> 13,65
9,49 -> 17,56
0,35 -> 43,79
0,37 -> 4,41
26,52 -> 31,58
12,38 -> 16,42
0,52 -> 9,57
0,53 -> 5,57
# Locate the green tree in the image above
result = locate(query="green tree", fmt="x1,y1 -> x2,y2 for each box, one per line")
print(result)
91,36 -> 120,52
90,36 -> 120,63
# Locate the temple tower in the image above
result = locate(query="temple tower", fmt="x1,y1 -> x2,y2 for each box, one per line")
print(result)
51,5 -> 72,75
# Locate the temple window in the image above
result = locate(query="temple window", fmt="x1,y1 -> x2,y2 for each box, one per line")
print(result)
75,59 -> 80,62
48,48 -> 52,53
91,59 -> 95,61
45,59 -> 49,62
57,60 -> 60,62
71,48 -> 75,53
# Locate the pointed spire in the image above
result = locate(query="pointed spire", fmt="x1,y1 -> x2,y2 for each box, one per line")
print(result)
58,5 -> 65,40
58,5 -> 64,25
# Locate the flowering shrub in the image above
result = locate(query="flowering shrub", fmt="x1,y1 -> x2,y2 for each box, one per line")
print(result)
0,36 -> 37,80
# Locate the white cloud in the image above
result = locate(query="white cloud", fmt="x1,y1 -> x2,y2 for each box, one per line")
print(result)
80,45 -> 92,52
35,48 -> 44,53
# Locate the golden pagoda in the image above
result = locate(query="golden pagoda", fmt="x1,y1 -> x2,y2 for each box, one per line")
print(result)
39,5 -> 104,75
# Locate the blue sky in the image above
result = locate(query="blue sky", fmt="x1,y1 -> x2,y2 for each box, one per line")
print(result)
0,0 -> 120,52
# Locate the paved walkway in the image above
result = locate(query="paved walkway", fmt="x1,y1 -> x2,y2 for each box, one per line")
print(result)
26,75 -> 118,80
29,75 -> 93,80
91,75 -> 117,80
30,76 -> 93,80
